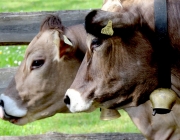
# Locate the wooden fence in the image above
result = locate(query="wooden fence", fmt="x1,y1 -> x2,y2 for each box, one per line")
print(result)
0,10 -> 145,140
0,10 -> 91,46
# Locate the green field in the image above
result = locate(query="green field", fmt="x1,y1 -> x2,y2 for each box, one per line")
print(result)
0,0 -> 140,136
1,110 -> 139,136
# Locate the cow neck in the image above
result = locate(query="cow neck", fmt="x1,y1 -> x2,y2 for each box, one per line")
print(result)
154,0 -> 171,88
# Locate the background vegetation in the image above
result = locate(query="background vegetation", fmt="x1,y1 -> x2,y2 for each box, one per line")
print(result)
0,0 -> 139,136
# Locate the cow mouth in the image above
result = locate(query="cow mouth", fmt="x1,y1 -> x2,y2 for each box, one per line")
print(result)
0,94 -> 28,125
1,108 -> 21,124
4,110 -> 21,124
0,100 -> 21,124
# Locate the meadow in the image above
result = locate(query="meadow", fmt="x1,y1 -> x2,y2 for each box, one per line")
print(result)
0,0 -> 140,136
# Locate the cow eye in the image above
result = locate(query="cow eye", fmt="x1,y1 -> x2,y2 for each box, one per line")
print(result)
31,60 -> 45,70
91,38 -> 102,50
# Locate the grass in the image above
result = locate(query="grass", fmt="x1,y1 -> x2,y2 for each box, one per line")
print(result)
0,0 -> 102,12
0,0 -> 140,136
0,110 -> 139,136
0,46 -> 26,68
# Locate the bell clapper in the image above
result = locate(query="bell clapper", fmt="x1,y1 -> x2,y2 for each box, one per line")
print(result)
152,109 -> 156,116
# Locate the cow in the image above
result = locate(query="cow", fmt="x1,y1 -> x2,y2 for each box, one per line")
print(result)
0,15 -> 87,125
64,0 -> 180,139
0,0 -> 124,125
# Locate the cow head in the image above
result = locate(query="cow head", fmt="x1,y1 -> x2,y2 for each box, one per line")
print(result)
0,15 -> 85,125
64,10 -> 159,113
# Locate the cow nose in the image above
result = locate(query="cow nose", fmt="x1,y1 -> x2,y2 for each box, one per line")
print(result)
0,100 -> 4,119
64,95 -> 70,105
0,100 -> 4,107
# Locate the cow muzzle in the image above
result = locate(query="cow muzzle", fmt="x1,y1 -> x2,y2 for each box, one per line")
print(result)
0,94 -> 27,123
0,100 -> 4,119
64,89 -> 96,113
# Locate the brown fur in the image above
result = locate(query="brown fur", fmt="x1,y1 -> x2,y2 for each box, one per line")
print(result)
40,15 -> 64,32
101,0 -> 123,12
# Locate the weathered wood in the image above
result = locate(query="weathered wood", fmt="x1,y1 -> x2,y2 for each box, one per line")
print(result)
0,10 -> 91,46
0,132 -> 145,140
0,67 -> 17,93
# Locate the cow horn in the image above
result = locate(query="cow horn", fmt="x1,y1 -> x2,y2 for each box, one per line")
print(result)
100,108 -> 121,120
150,88 -> 177,116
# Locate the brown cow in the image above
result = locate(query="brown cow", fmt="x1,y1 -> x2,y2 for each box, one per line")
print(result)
0,15 -> 86,125
64,0 -> 180,139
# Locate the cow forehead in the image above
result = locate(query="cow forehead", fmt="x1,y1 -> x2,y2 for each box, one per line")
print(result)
25,30 -> 59,55
34,30 -> 56,46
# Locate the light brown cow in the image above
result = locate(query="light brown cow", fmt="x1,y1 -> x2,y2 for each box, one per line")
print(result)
64,0 -> 180,139
0,15 -> 87,125
0,0 -> 123,125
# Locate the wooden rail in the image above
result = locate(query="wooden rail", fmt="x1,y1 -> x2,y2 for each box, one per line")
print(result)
0,10 -> 91,45
0,67 -> 16,93
0,132 -> 145,140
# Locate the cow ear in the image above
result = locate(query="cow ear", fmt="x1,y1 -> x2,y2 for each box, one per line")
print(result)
85,10 -> 102,37
53,31 -> 74,60
63,35 -> 73,46
59,35 -> 74,58
85,10 -> 114,38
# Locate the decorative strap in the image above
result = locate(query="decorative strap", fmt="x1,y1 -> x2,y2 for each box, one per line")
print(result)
154,0 -> 168,39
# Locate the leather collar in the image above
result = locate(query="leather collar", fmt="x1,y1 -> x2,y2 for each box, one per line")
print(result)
154,0 -> 171,88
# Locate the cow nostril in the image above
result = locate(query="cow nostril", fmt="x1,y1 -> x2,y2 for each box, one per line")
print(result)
64,95 -> 70,105
0,100 -> 4,107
